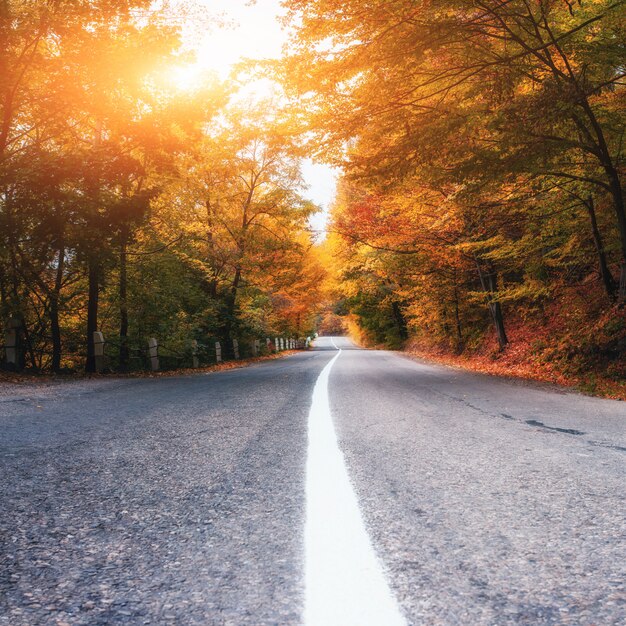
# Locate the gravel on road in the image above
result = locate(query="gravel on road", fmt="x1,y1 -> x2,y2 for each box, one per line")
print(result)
0,354 -> 330,626
329,341 -> 626,626
1,339 -> 625,625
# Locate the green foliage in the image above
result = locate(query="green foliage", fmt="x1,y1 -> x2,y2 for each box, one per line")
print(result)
0,2 -> 323,372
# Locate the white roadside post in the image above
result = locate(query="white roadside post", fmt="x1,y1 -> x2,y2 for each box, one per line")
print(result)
306,336 -> 311,348
275,337 -> 281,352
93,332 -> 105,373
233,338 -> 240,360
4,316 -> 21,369
191,339 -> 199,368
148,338 -> 159,371
215,341 -> 222,363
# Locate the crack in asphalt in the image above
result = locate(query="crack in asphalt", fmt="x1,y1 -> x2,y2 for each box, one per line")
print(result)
524,419 -> 586,436
426,387 -> 626,453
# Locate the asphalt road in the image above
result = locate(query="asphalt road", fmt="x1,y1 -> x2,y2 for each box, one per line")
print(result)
1,337 -> 624,625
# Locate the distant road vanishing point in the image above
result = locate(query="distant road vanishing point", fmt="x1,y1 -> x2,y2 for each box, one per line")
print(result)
1,336 -> 625,624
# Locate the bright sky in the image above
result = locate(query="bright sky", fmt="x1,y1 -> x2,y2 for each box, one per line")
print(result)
193,0 -> 285,76
170,0 -> 337,232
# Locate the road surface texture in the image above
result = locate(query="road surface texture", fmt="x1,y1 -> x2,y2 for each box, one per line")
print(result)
0,337 -> 624,625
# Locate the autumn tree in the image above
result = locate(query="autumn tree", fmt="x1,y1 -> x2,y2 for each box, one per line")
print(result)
1,1 -> 194,370
281,0 -> 625,358
151,100 -> 320,345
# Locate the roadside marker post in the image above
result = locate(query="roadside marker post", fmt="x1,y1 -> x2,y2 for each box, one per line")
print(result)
93,332 -> 105,373
215,341 -> 222,363
4,316 -> 22,370
148,338 -> 159,371
191,340 -> 199,368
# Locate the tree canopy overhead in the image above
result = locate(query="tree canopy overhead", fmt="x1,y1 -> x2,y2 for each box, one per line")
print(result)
1,0 -> 625,382
0,0 -> 324,372
279,0 -> 626,377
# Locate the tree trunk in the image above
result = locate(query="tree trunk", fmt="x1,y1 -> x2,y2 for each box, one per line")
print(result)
205,200 -> 219,298
391,300 -> 408,340
9,241 -> 35,369
490,300 -> 508,350
50,244 -> 65,372
441,306 -> 450,337
119,234 -> 129,372
230,267 -> 241,316
209,276 -> 218,299
20,317 -> 35,370
0,269 -> 7,321
574,99 -> 626,302
584,196 -> 617,301
86,119 -> 103,373
453,279 -> 464,353
606,172 -> 626,304
476,259 -> 508,350
223,266 -> 241,342
85,255 -> 100,373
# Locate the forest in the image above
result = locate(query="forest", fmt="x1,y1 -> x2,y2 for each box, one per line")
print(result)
0,0 -> 323,373
282,0 -> 626,391
1,0 -> 625,388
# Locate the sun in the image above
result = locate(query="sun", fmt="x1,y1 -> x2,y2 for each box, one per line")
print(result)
166,63 -> 206,92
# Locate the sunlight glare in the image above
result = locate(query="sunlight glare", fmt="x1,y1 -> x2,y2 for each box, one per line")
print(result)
174,0 -> 285,77
167,63 -> 205,91
165,0 -> 336,232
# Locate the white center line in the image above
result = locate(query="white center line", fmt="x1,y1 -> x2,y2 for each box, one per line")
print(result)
304,349 -> 406,626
